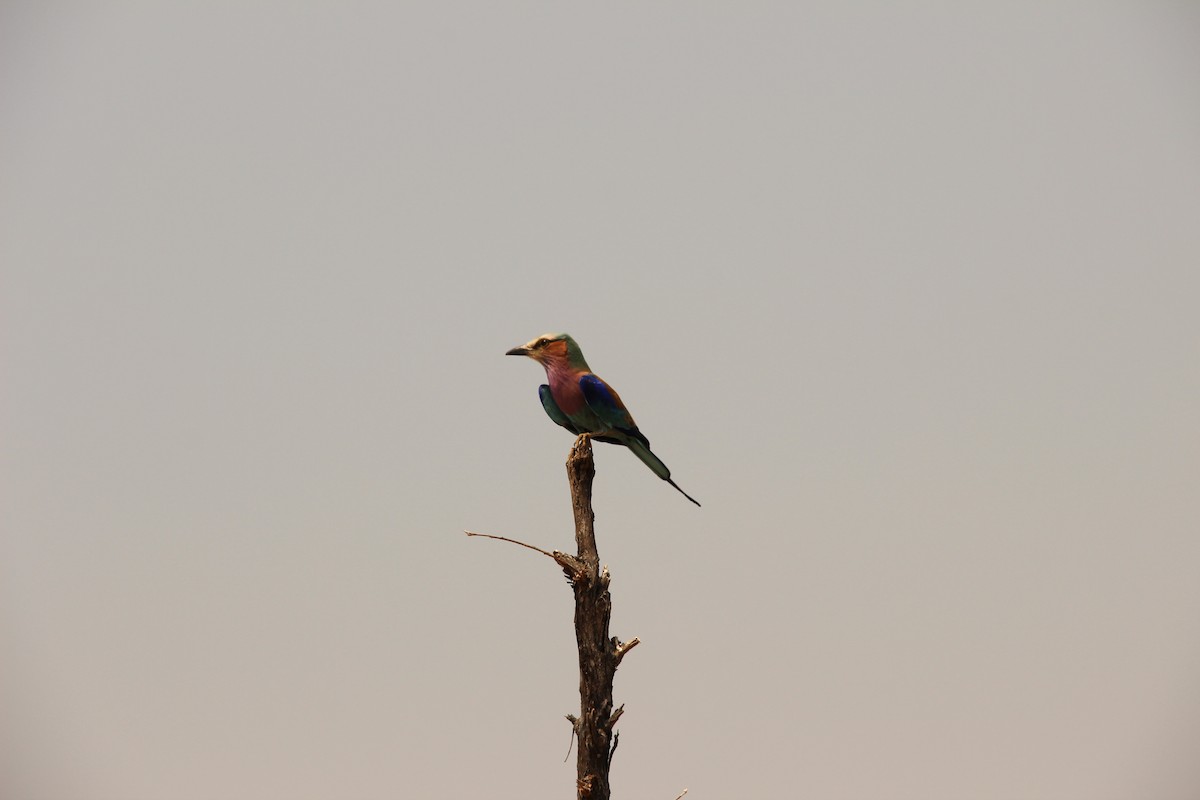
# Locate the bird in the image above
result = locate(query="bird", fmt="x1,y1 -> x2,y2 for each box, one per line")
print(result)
506,333 -> 700,507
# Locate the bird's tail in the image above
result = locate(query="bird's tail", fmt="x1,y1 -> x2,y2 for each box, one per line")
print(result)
626,438 -> 701,507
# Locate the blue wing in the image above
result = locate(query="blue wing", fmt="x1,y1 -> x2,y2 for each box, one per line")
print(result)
578,374 -> 650,448
577,374 -> 700,506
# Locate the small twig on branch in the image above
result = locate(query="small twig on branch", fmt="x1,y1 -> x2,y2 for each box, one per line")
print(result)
672,790 -> 689,800
606,704 -> 625,730
564,715 -> 578,762
464,530 -> 558,559
609,729 -> 620,760
614,636 -> 640,665
464,530 -> 583,579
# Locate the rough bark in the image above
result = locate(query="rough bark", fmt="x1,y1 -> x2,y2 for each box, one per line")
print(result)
563,435 -> 628,800
467,434 -> 637,798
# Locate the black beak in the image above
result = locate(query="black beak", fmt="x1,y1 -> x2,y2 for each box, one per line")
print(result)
505,346 -> 529,356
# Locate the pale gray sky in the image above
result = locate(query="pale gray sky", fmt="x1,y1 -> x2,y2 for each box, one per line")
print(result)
2,3 -> 1199,799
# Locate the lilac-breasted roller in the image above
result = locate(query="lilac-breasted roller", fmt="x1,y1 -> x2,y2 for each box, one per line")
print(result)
506,333 -> 700,507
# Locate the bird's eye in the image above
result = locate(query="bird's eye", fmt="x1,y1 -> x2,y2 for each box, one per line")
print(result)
535,338 -> 548,348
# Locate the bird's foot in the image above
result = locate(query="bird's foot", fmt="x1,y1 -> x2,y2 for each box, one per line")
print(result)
570,433 -> 595,459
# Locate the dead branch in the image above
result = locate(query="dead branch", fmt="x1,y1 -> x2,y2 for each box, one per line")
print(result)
606,704 -> 625,730
613,636 -> 641,665
470,435 -> 635,800
464,530 -> 582,579
564,435 -> 626,800
463,530 -> 558,560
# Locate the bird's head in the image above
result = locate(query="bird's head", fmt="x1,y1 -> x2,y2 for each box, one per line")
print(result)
506,333 -> 590,370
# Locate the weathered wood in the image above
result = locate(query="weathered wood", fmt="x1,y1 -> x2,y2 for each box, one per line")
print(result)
566,435 -> 630,800
466,435 -> 636,798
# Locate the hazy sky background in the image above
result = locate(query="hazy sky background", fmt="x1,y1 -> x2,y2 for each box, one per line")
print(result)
2,3 -> 1199,799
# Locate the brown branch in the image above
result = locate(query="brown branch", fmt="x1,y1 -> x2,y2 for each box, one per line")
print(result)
673,790 -> 689,800
463,530 -> 582,579
614,636 -> 640,666
566,434 -> 628,800
563,715 -> 578,763
463,530 -> 558,559
569,436 -> 599,570
471,434 -> 636,799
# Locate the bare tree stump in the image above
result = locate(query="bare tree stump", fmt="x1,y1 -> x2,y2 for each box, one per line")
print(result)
563,435 -> 637,800
467,434 -> 638,798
